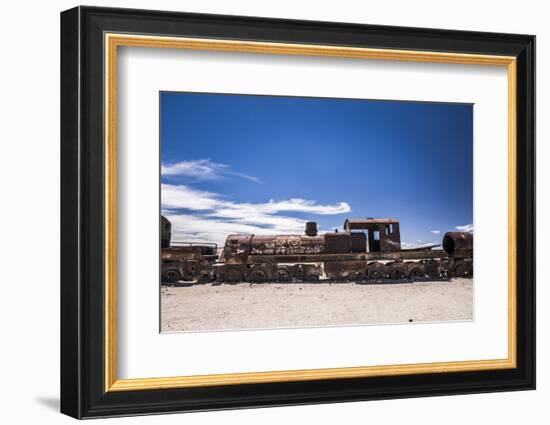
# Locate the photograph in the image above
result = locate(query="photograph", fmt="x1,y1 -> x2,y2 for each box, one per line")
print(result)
57,4 -> 536,419
159,91 -> 474,332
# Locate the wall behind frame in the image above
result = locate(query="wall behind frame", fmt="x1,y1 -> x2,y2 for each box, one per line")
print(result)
0,1 -> 543,424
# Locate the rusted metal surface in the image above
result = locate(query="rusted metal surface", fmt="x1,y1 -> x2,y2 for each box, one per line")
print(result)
161,241 -> 218,283
324,232 -> 351,253
350,232 -> 367,252
248,248 -> 446,264
266,235 -> 324,255
442,232 -> 473,256
325,260 -> 367,279
161,216 -> 171,249
305,221 -> 318,236
222,219 -> 405,260
344,218 -> 399,227
221,234 -> 253,264
162,244 -> 217,260
344,218 -> 401,252
212,262 -> 322,283
160,215 -> 473,284
161,255 -> 217,283
366,262 -> 385,279
449,258 -> 474,277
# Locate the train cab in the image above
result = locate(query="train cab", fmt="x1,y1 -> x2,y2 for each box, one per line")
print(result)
343,218 -> 401,252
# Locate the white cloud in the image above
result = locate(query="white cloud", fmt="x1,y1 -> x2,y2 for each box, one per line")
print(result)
209,198 -> 350,222
401,241 -> 440,249
161,158 -> 261,183
430,230 -> 440,234
161,184 -> 351,245
455,223 -> 474,232
161,184 -> 220,211
166,213 -> 307,246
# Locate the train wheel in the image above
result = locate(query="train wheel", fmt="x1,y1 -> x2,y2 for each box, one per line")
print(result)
275,268 -> 291,282
390,266 -> 407,280
224,268 -> 243,283
197,273 -> 213,284
452,262 -> 471,278
162,269 -> 181,284
408,266 -> 425,280
305,273 -> 320,282
426,263 -> 443,280
464,262 -> 473,277
367,263 -> 383,280
249,268 -> 268,283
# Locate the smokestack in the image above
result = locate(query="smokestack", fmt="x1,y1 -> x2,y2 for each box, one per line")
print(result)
161,215 -> 172,248
305,221 -> 318,237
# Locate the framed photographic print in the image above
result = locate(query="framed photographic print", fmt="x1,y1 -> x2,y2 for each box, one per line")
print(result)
60,6 -> 535,419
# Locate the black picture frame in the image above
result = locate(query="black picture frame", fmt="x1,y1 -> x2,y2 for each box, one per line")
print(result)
61,5 -> 535,419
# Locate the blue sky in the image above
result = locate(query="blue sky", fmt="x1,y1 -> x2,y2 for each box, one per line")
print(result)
160,91 -> 473,248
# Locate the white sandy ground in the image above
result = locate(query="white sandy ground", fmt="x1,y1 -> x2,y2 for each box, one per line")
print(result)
161,278 -> 473,332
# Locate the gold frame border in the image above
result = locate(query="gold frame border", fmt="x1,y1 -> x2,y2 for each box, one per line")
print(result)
104,33 -> 518,392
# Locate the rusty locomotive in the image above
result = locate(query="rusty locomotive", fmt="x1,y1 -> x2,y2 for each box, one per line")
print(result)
160,216 -> 473,284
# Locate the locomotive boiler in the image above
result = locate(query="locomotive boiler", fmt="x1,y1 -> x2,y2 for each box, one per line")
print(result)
161,216 -> 473,284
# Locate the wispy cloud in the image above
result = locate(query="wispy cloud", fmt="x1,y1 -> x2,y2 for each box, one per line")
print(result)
401,241 -> 440,249
430,230 -> 440,234
162,184 -> 351,245
164,213 -> 304,246
161,159 -> 262,183
162,184 -> 221,211
455,223 -> 474,232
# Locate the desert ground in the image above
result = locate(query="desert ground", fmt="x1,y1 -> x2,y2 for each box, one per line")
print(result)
161,278 -> 473,332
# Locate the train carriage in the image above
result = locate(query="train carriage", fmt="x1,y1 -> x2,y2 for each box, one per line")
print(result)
160,216 -> 473,284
